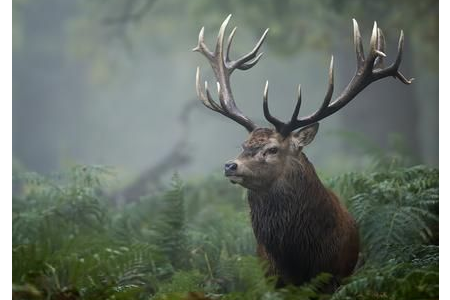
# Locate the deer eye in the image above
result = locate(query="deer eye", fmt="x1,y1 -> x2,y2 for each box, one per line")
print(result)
266,147 -> 278,155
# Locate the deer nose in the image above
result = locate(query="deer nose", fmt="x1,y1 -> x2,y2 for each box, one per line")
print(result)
224,162 -> 238,173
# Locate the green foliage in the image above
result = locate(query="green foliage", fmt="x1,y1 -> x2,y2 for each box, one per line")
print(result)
13,161 -> 438,299
82,0 -> 437,70
327,163 -> 438,299
328,165 -> 438,261
154,174 -> 187,269
332,245 -> 438,300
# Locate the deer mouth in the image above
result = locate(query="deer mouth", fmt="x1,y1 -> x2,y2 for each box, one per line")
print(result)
226,175 -> 244,184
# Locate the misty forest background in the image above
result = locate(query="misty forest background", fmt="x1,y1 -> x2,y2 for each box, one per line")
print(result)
12,0 -> 438,299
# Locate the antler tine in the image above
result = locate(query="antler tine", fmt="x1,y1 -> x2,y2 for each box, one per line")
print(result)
323,22 -> 413,118
279,56 -> 334,135
353,19 -> 365,68
196,67 -> 257,131
237,52 -> 264,70
226,26 -> 237,63
363,21 -> 381,69
215,14 -> 232,60
263,81 -> 284,131
369,21 -> 378,54
232,28 -> 269,70
376,28 -> 386,57
204,81 -> 223,111
272,19 -> 413,136
367,22 -> 390,68
373,29 -> 414,84
374,28 -> 386,69
290,84 -> 302,123
319,56 -> 335,111
193,27 -> 214,61
392,30 -> 404,70
196,18 -> 413,136
196,67 -> 221,112
194,15 -> 264,132
391,30 -> 414,84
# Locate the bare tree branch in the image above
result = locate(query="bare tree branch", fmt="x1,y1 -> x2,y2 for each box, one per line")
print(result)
103,0 -> 158,25
112,99 -> 198,203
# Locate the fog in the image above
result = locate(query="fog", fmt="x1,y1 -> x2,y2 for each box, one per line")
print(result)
13,0 -> 438,192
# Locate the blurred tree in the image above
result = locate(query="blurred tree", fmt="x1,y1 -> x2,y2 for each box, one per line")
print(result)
185,0 -> 437,162
12,0 -> 28,51
13,0 -> 91,173
112,100 -> 198,203
12,0 -> 437,177
96,0 -> 437,162
96,0 -> 437,71
324,0 -> 437,163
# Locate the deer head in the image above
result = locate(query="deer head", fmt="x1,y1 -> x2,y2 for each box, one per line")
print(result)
194,15 -> 412,190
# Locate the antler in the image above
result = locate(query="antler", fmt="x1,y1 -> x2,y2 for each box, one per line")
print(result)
193,14 -> 269,132
264,19 -> 414,137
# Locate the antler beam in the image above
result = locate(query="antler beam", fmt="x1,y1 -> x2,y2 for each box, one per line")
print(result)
194,14 -> 269,132
264,19 -> 414,137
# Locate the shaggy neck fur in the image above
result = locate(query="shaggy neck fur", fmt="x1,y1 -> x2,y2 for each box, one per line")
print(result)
247,152 -> 341,285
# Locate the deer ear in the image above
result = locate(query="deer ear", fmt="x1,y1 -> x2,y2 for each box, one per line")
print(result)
292,123 -> 319,148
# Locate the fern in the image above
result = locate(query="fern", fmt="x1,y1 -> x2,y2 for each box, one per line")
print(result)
12,166 -> 163,299
332,246 -> 438,300
326,165 -> 438,300
153,174 -> 188,270
13,163 -> 438,299
151,270 -> 206,299
329,165 -> 438,262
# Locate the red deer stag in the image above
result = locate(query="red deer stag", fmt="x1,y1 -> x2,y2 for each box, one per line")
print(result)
193,15 -> 412,289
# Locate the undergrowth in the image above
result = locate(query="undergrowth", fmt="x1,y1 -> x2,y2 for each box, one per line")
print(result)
12,159 -> 438,299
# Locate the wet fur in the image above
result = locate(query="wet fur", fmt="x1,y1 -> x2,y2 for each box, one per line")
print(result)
248,152 -> 359,288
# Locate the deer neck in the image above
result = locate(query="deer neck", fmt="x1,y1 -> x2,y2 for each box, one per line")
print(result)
248,152 -> 327,206
247,152 -> 334,245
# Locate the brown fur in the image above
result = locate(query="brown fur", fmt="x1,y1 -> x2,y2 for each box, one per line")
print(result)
227,128 -> 359,289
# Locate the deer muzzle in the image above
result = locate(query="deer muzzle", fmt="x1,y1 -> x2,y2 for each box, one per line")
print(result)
224,161 -> 238,175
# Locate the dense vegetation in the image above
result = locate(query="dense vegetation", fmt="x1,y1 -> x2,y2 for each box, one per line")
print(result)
12,157 -> 438,299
